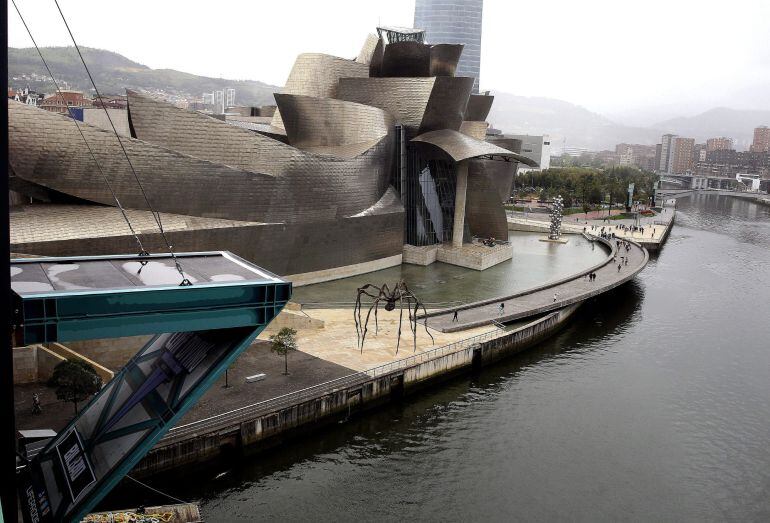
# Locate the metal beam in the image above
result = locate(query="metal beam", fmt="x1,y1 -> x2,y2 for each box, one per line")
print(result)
2,0 -> 20,518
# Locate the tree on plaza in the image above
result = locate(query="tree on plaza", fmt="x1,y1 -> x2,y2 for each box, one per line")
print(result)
269,327 -> 298,375
48,359 -> 103,415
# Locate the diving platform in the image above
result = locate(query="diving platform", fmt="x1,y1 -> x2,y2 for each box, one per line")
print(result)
11,251 -> 290,522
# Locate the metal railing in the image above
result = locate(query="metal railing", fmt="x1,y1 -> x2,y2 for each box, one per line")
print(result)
299,300 -> 467,310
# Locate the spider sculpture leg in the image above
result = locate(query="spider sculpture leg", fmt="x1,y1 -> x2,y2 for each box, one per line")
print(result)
400,282 -> 434,347
360,288 -> 388,353
355,285 -> 382,350
395,293 -> 405,355
409,298 -> 419,352
373,298 -> 380,335
398,292 -> 417,353
417,296 -> 435,346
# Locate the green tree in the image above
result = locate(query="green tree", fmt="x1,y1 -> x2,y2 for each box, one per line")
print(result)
48,359 -> 102,415
269,327 -> 298,375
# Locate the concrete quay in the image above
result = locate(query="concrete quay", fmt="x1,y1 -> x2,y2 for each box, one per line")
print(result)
134,305 -> 581,478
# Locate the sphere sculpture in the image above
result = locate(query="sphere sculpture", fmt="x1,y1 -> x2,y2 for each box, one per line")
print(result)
549,195 -> 564,240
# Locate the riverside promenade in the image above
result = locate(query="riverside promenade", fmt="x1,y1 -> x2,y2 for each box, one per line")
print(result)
508,201 -> 676,251
425,236 -> 648,333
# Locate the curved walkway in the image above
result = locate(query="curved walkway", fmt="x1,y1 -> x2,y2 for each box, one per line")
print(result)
425,236 -> 648,333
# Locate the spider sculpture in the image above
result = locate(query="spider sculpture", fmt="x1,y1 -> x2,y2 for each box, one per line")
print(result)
354,280 -> 434,354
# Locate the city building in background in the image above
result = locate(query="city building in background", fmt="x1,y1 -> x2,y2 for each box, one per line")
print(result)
202,88 -> 236,114
656,133 -> 677,173
503,134 -> 550,172
414,0 -> 483,92
8,85 -> 43,107
671,137 -> 695,174
706,136 -> 733,151
693,143 -> 707,163
38,89 -> 88,114
750,125 -> 770,152
615,143 -> 657,171
214,90 -> 225,114
650,127 -> 770,184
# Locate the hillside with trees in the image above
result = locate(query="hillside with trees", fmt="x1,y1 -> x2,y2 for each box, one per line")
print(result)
9,46 -> 279,105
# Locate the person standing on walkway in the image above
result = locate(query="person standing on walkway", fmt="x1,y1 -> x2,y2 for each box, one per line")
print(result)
452,309 -> 459,322
499,302 -> 505,316
32,393 -> 42,415
553,292 -> 558,302
618,264 -> 622,272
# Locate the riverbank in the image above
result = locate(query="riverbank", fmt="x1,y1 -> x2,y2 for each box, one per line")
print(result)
134,304 -> 582,477
134,239 -> 648,476
507,200 -> 675,252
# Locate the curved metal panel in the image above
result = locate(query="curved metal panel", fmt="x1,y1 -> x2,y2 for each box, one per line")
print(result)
271,53 -> 369,129
274,94 -> 393,157
411,129 -> 526,163
368,37 -> 385,77
487,136 -> 523,154
466,159 -> 513,239
356,33 -> 379,64
337,77 -> 436,132
429,44 -> 464,76
464,94 -> 494,121
10,100 -> 392,224
381,41 -> 431,77
349,186 -> 404,217
459,121 -> 489,140
419,76 -> 474,133
337,76 -> 474,136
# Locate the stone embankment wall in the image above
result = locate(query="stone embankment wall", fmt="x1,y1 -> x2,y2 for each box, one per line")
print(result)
134,305 -> 579,477
13,345 -> 66,384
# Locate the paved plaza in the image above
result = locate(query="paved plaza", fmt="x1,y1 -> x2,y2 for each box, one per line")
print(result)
258,308 -> 492,372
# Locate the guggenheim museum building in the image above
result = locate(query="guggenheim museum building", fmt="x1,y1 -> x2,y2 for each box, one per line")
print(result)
8,27 -> 536,284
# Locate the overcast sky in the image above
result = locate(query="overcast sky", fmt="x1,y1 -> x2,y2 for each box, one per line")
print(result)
8,0 -> 770,120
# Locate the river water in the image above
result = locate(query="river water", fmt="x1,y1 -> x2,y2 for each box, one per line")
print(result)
181,194 -> 770,521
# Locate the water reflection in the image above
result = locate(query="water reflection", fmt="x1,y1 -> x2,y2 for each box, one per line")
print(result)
293,232 -> 607,305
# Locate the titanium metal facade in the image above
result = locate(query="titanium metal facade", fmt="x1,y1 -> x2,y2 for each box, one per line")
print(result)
8,22 -> 533,280
414,0 -> 484,93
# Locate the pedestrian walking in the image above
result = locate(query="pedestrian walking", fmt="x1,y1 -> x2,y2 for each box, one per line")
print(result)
618,264 -> 622,272
553,293 -> 558,302
499,302 -> 505,316
32,393 -> 42,415
452,309 -> 459,322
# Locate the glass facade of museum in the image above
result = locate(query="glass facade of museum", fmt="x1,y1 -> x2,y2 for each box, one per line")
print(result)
404,148 -> 457,246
